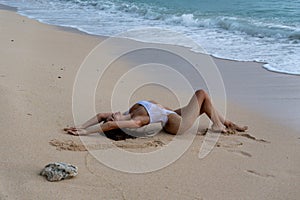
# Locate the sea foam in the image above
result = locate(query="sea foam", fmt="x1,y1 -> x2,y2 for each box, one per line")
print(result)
1,0 -> 299,75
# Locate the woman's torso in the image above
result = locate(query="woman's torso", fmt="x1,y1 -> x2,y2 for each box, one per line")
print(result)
129,101 -> 176,126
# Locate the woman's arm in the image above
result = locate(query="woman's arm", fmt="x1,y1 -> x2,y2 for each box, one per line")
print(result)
67,119 -> 143,136
64,112 -> 114,131
84,112 -> 114,128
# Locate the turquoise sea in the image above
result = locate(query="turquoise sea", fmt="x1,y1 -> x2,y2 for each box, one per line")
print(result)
1,0 -> 299,74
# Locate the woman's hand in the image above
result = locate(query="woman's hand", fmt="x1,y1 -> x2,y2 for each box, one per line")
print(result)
63,126 -> 83,132
66,128 -> 87,136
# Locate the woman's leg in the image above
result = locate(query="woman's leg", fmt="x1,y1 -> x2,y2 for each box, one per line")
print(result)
174,89 -> 226,132
174,90 -> 247,133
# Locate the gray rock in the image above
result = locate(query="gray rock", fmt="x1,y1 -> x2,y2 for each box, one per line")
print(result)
40,162 -> 78,182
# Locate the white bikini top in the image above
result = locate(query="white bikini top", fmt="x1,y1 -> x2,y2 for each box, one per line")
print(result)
136,100 -> 176,126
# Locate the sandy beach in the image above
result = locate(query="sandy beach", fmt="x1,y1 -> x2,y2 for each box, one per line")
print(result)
0,5 -> 299,200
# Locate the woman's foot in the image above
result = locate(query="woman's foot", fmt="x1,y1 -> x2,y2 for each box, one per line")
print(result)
211,123 -> 227,133
224,121 -> 248,132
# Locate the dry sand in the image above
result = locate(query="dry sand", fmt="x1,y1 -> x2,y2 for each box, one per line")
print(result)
0,6 -> 299,200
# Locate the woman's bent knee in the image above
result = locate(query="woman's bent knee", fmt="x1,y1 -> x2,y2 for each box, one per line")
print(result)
195,89 -> 207,98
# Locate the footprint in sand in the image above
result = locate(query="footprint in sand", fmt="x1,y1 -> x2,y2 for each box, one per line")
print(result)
245,169 -> 274,178
216,139 -> 243,148
227,149 -> 252,157
216,139 -> 252,157
237,133 -> 270,143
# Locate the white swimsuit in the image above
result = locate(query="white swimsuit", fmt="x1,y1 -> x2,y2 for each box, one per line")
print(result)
136,100 -> 176,126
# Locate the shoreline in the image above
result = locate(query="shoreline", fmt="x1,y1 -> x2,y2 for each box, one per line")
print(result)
1,3 -> 299,77
1,5 -> 299,200
0,3 -> 103,37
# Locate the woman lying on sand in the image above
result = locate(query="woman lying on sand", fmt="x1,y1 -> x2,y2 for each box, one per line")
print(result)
64,90 -> 248,136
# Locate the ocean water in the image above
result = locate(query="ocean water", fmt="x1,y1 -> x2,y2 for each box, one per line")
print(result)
1,0 -> 300,75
